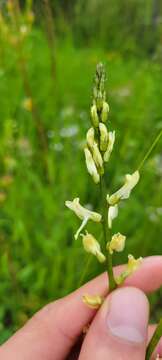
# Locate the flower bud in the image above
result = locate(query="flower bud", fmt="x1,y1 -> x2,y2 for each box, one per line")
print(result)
107,232 -> 126,254
86,127 -> 95,150
101,101 -> 109,123
82,232 -> 106,263
104,131 -> 115,162
99,123 -> 108,152
96,92 -> 103,111
91,104 -> 99,128
92,142 -> 103,169
84,147 -> 100,184
83,294 -> 103,309
108,204 -> 118,228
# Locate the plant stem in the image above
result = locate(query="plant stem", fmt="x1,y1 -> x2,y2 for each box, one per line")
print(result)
100,176 -> 117,291
146,318 -> 162,360
78,255 -> 92,287
138,129 -> 162,170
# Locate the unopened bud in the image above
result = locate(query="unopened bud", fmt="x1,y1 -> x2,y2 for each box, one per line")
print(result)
82,232 -> 106,263
86,127 -> 95,150
91,104 -> 99,128
92,142 -> 103,169
84,147 -> 100,184
96,92 -> 103,111
101,101 -> 109,123
104,131 -> 115,162
99,123 -> 108,152
83,294 -> 103,309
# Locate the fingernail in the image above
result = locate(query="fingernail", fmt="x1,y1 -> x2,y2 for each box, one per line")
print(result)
107,287 -> 149,343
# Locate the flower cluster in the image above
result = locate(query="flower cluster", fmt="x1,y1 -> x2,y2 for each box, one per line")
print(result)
65,63 -> 142,300
84,63 -> 114,184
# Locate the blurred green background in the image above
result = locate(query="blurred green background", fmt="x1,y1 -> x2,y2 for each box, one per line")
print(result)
0,0 -> 162,343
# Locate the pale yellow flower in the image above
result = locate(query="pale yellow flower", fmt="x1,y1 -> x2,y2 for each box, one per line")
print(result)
107,232 -> 126,254
82,232 -> 106,263
116,255 -> 143,285
84,147 -> 100,184
104,131 -> 115,162
83,294 -> 103,309
65,198 -> 102,240
107,171 -> 140,205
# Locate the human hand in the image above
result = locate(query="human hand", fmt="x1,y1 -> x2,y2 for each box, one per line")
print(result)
0,256 -> 162,360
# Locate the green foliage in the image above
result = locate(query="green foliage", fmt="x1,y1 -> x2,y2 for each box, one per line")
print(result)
0,1 -> 162,343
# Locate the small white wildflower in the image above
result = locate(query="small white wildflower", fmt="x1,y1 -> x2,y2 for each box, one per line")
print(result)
101,101 -> 109,123
99,123 -> 108,152
92,142 -> 103,169
84,147 -> 100,184
104,131 -> 115,162
108,204 -> 118,228
91,104 -> 99,127
83,294 -> 103,309
86,127 -> 95,150
82,232 -> 106,263
116,255 -> 143,285
65,198 -> 102,239
107,232 -> 126,254
107,170 -> 140,205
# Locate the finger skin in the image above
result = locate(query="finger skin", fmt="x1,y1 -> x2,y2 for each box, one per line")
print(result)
79,287 -> 149,360
0,256 -> 162,360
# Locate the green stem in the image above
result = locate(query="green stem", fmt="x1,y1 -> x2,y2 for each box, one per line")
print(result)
78,255 -> 92,288
146,318 -> 162,360
138,129 -> 162,171
100,176 -> 116,291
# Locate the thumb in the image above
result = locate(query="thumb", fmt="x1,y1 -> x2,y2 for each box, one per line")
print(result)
79,287 -> 149,360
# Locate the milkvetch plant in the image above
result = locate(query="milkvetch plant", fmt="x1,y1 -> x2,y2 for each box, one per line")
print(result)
66,63 -> 162,358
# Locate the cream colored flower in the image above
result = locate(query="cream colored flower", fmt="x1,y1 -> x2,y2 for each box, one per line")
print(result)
99,123 -> 108,152
84,147 -> 100,184
107,232 -> 126,254
108,204 -> 118,228
107,171 -> 140,206
92,142 -> 103,169
82,232 -> 106,263
86,127 -> 95,150
116,255 -> 143,285
83,294 -> 103,309
65,198 -> 102,240
104,131 -> 115,162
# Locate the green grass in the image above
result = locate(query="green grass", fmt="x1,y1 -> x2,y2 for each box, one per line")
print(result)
0,23 -> 162,342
